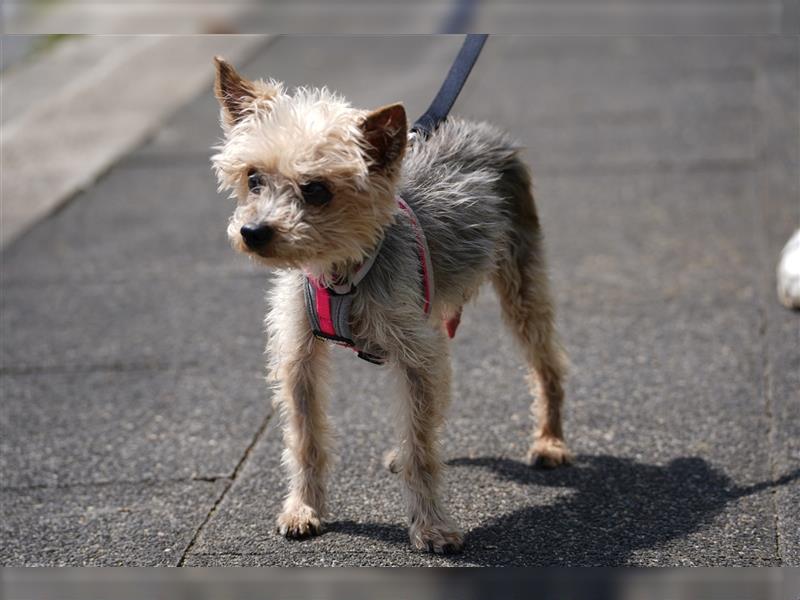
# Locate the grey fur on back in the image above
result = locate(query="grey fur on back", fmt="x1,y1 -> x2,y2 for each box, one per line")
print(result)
349,117 -> 538,360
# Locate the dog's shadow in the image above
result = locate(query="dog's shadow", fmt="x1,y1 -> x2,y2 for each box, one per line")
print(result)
329,455 -> 800,565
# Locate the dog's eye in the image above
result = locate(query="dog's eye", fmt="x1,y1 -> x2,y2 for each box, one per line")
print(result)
247,170 -> 265,194
300,181 -> 332,206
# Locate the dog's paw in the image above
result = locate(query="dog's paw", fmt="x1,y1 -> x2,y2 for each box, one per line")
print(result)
409,521 -> 464,555
527,437 -> 573,469
276,504 -> 323,539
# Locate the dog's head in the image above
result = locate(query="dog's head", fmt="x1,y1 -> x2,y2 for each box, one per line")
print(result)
211,58 -> 406,274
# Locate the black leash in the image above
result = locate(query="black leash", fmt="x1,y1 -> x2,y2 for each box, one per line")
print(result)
411,34 -> 489,139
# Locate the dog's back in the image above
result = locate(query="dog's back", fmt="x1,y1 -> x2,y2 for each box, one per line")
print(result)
399,118 -> 540,305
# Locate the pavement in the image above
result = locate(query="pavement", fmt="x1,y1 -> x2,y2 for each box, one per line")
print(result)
1,35 -> 798,567
0,34 -> 266,246
5,1 -> 796,35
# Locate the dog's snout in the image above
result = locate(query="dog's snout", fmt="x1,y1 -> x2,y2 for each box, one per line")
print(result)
240,223 -> 274,249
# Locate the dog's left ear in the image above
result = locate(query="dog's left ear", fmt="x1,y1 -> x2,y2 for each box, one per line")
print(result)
360,103 -> 407,172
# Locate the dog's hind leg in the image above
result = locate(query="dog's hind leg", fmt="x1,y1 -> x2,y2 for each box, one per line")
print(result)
492,162 -> 571,469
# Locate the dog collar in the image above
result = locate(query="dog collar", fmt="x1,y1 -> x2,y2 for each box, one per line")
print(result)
303,196 -> 434,365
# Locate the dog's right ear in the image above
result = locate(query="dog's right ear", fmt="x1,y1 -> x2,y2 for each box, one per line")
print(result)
214,57 -> 254,127
214,57 -> 279,128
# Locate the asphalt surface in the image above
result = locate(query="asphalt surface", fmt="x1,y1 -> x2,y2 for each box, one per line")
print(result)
1,35 -> 798,566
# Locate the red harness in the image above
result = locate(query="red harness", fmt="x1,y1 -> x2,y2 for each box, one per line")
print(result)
304,196 -> 434,365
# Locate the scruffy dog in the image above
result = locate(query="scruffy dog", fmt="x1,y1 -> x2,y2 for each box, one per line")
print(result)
211,58 -> 570,554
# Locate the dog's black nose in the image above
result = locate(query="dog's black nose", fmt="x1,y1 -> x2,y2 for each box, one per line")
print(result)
240,223 -> 274,249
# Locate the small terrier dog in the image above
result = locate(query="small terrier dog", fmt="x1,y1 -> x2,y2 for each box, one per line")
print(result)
212,58 -> 570,554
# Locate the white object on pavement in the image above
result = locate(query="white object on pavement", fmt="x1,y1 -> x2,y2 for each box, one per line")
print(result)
777,228 -> 800,309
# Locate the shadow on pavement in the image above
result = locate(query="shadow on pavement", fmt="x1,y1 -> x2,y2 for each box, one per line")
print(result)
330,455 -> 800,565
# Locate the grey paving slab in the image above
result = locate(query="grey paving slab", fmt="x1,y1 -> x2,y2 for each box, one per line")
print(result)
196,1 -> 790,36
9,0 -> 452,35
0,479 -> 225,566
473,2 -> 785,35
0,164 -> 256,285
459,37 -> 758,171
0,366 -> 270,488
1,274 -> 268,371
459,36 -> 759,115
536,169 -> 764,305
754,37 -> 800,566
768,308 -> 800,566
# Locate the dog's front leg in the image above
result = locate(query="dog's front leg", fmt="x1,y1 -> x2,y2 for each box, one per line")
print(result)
272,312 -> 331,539
394,332 -> 464,554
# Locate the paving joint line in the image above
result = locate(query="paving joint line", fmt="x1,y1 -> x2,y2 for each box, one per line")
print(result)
177,408 -> 275,566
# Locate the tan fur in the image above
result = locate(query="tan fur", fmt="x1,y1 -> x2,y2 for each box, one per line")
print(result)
268,271 -> 332,537
396,333 -> 464,552
491,167 -> 571,468
211,63 -> 399,282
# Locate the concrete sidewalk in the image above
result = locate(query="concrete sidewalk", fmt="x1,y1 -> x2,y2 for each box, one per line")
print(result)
1,35 -> 798,566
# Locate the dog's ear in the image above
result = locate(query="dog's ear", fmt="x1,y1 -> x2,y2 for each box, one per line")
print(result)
214,57 -> 254,126
214,57 -> 280,128
360,103 -> 407,172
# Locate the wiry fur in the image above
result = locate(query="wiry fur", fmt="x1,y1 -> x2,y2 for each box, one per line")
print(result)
211,59 -> 571,554
212,73 -> 398,279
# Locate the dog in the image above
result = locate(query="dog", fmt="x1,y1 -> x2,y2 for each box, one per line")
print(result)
211,57 -> 570,554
